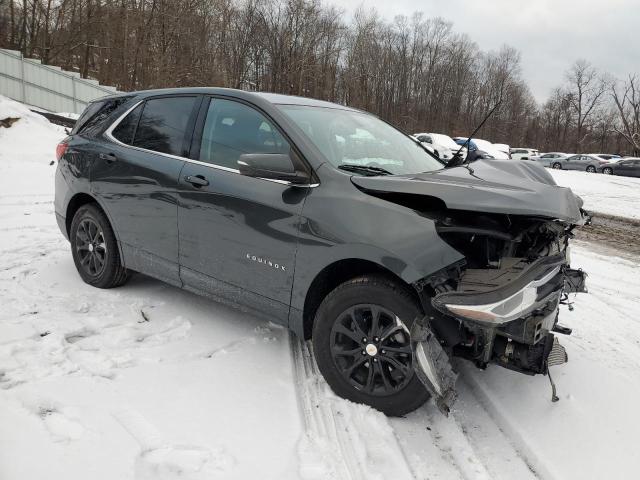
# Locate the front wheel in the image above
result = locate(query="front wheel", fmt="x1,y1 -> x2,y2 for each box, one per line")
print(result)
552,162 -> 562,169
586,165 -> 596,173
603,167 -> 613,175
312,275 -> 430,416
70,203 -> 129,288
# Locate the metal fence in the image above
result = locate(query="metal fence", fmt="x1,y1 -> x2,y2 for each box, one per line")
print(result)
0,49 -> 119,115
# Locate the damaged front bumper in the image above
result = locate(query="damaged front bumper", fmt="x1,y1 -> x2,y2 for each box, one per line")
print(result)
411,254 -> 587,414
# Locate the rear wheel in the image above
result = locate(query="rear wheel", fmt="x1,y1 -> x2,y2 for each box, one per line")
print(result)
586,165 -> 596,173
312,275 -> 430,416
70,203 -> 129,288
603,167 -> 613,175
552,162 -> 562,169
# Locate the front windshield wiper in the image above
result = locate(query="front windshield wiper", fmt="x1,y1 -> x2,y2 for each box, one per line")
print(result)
338,164 -> 393,176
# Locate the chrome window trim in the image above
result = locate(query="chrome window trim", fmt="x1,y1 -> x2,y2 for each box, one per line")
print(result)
103,98 -> 318,188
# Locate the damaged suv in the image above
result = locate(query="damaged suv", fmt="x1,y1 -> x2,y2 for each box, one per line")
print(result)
55,88 -> 588,415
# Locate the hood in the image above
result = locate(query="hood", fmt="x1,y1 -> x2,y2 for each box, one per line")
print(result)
350,159 -> 586,224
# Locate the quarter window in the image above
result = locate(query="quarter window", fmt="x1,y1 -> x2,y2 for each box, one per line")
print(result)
112,104 -> 142,145
132,96 -> 197,156
198,99 -> 290,169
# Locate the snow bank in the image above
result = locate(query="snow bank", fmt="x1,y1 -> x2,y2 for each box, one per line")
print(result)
0,95 -> 302,480
549,168 -> 640,220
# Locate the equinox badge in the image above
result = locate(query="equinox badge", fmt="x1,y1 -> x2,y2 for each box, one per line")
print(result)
246,253 -> 286,272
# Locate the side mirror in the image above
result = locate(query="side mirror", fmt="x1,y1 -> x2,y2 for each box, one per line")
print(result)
238,153 -> 309,185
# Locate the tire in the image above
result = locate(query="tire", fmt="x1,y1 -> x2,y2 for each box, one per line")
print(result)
586,165 -> 596,173
552,162 -> 562,169
603,167 -> 613,175
70,203 -> 129,289
312,275 -> 430,416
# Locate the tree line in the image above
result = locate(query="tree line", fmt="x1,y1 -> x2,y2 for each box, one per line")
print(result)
1,0 -> 638,155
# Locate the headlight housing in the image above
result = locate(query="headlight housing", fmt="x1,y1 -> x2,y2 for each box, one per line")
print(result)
432,256 -> 566,326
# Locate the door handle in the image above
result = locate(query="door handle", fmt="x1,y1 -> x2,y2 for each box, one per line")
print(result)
99,152 -> 118,163
185,175 -> 209,187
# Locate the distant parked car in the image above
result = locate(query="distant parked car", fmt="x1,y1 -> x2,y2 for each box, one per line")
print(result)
550,154 -> 609,172
531,152 -> 568,167
592,154 -> 621,162
413,133 -> 464,161
452,138 -> 495,162
453,137 -> 508,159
511,148 -> 539,160
493,143 -> 512,159
598,157 -> 640,177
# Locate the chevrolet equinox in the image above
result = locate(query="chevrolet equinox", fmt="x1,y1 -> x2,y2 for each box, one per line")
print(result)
55,88 -> 588,415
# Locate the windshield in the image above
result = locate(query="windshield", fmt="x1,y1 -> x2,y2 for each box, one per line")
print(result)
278,105 -> 444,175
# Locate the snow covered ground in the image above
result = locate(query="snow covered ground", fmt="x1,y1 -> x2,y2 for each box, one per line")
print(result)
1,95 -> 640,479
549,168 -> 640,220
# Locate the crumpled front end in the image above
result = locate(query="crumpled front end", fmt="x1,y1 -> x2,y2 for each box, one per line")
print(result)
410,210 -> 588,414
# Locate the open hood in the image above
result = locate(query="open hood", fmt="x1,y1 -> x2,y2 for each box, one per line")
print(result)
350,160 -> 586,224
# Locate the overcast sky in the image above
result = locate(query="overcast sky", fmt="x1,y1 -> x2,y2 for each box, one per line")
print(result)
337,0 -> 639,103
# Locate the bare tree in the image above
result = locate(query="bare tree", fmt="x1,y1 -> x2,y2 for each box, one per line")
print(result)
564,60 -> 608,152
612,75 -> 640,155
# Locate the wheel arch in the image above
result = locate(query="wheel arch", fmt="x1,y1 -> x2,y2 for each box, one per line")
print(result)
65,192 -> 126,266
65,192 -> 99,237
299,258 -> 422,340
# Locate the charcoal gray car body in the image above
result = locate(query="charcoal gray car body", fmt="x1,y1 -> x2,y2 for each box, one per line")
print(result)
54,88 -> 588,415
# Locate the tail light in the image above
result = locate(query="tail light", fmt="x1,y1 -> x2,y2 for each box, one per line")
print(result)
56,139 -> 69,161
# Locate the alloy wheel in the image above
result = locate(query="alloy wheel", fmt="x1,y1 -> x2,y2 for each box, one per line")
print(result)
330,304 -> 413,396
604,168 -> 613,175
587,166 -> 596,173
75,218 -> 107,277
553,163 -> 562,169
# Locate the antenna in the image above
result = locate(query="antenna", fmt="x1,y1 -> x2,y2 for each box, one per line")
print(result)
449,98 -> 503,168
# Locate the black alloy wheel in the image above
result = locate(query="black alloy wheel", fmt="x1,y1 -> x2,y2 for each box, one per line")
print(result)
552,162 -> 562,169
330,304 -> 413,396
312,275 -> 430,416
70,203 -> 129,288
75,218 -> 107,277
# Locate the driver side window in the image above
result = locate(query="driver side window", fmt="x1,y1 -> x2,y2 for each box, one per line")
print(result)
199,99 -> 290,169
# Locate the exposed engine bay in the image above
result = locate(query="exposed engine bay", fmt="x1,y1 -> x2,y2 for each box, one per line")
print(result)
411,210 -> 589,414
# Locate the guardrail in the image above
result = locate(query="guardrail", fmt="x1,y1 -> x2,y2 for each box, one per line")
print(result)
0,49 -> 119,114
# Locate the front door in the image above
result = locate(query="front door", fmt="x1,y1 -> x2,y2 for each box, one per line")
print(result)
92,95 -> 200,285
177,97 -> 309,324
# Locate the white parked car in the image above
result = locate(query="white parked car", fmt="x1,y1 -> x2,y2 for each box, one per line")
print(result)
511,148 -> 539,160
414,133 -> 465,161
493,143 -> 512,159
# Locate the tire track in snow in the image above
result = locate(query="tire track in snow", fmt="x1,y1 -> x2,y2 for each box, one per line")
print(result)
290,333 -> 541,480
290,333 -> 414,480
390,376 -> 540,480
456,366 -> 557,480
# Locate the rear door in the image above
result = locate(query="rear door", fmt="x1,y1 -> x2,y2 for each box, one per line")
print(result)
176,97 -> 310,324
93,95 -> 200,285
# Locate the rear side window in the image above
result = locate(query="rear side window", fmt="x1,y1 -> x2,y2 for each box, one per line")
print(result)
133,97 -> 197,156
198,99 -> 290,169
73,96 -> 131,136
112,104 -> 142,145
